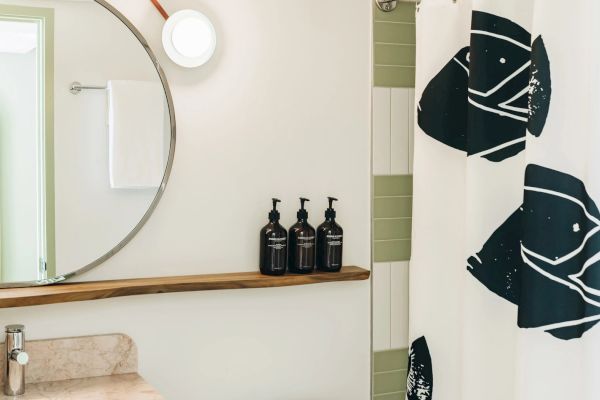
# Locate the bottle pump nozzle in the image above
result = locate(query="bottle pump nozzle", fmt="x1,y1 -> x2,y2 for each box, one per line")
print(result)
269,198 -> 281,222
297,197 -> 310,220
325,197 -> 338,219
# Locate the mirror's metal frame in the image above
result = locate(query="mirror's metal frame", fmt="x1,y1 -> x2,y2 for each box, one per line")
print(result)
0,0 -> 176,288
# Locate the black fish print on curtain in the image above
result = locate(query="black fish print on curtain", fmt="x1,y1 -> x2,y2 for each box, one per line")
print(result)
417,11 -> 552,161
468,164 -> 600,340
406,336 -> 433,400
528,36 -> 552,136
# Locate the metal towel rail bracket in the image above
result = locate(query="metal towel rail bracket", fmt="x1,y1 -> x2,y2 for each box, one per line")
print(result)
69,81 -> 107,95
375,0 -> 398,12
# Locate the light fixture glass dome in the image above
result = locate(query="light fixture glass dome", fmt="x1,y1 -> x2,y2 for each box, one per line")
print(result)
162,10 -> 216,68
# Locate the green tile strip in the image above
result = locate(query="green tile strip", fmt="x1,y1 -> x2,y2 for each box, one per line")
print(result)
374,44 -> 416,67
374,240 -> 411,262
374,219 -> 411,241
373,370 -> 408,395
374,22 -> 416,43
374,175 -> 413,197
374,66 -> 415,88
373,392 -> 407,400
374,349 -> 408,372
373,175 -> 412,262
373,2 -> 416,87
373,349 -> 409,396
374,197 -> 412,219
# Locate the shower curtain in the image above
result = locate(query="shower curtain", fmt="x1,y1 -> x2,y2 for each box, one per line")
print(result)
409,1 -> 600,399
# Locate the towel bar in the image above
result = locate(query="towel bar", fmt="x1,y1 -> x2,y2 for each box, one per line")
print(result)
69,81 -> 107,95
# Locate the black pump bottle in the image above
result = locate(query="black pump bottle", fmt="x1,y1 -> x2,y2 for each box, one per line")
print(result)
317,197 -> 343,272
288,197 -> 316,274
259,198 -> 288,275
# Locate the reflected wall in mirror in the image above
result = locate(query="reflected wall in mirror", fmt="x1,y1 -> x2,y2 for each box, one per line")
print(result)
0,0 -> 175,287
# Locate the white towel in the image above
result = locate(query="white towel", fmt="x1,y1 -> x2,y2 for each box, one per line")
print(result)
108,80 -> 166,189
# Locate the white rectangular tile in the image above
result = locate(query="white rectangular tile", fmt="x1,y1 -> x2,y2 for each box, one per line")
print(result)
391,88 -> 410,175
373,262 -> 391,351
390,261 -> 409,349
373,87 -> 391,175
408,88 -> 415,174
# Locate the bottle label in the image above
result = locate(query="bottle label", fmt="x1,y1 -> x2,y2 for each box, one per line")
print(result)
326,234 -> 343,247
297,236 -> 315,249
268,237 -> 287,250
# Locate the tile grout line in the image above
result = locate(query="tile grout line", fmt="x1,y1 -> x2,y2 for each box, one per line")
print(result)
374,368 -> 408,375
373,390 -> 407,398
375,64 -> 415,68
375,42 -> 416,46
374,348 -> 409,353
374,20 -> 415,25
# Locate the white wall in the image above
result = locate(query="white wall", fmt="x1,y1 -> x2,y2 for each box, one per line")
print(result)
0,49 -> 39,282
0,0 -> 372,399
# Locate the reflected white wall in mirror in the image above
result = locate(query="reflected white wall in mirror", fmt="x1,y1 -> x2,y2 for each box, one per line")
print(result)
0,0 -> 174,286
162,9 -> 216,68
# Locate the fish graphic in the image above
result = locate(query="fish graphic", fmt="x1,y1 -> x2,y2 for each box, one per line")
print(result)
417,11 -> 551,161
407,336 -> 433,400
468,165 -> 600,340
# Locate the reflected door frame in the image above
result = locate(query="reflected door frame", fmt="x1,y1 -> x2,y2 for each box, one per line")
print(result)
0,4 -> 55,280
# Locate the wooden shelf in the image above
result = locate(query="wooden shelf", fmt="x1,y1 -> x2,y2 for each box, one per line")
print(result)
0,266 -> 370,309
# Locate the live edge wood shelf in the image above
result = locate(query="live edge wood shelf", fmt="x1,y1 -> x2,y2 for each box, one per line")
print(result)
0,266 -> 370,309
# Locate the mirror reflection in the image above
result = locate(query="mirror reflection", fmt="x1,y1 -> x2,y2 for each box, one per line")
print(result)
0,0 -> 173,285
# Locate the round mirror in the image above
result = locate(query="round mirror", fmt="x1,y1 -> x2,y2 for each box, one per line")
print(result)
0,0 -> 175,287
162,9 -> 216,68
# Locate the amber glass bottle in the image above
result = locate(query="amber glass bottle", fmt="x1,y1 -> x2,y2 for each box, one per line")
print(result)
259,198 -> 287,275
288,197 -> 316,273
317,197 -> 343,272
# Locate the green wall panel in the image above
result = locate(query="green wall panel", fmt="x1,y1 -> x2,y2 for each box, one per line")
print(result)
374,44 -> 416,67
373,1 -> 416,88
373,370 -> 407,395
374,175 -> 413,196
374,66 -> 415,87
374,197 -> 412,219
374,219 -> 412,241
373,392 -> 406,400
374,22 -> 416,44
373,175 -> 413,262
374,349 -> 408,372
373,349 -> 408,398
374,240 -> 411,262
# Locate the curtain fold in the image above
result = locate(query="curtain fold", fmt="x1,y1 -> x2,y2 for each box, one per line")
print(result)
410,0 -> 600,399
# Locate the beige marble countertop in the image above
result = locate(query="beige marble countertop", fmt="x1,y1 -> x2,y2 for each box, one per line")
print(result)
0,373 -> 163,400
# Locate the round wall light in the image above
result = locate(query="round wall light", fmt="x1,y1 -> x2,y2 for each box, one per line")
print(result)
162,10 -> 216,68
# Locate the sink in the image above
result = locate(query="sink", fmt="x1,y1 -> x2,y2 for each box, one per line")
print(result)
1,333 -> 162,399
0,373 -> 163,400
